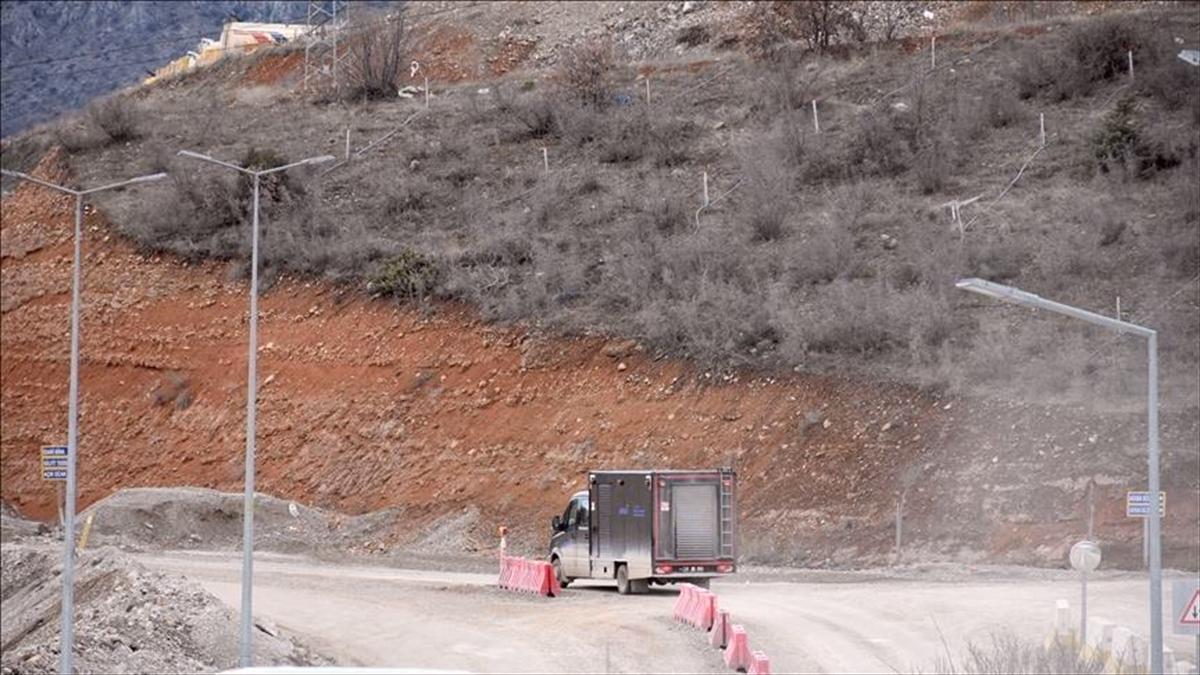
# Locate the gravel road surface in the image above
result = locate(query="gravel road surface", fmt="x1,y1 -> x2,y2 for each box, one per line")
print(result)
137,551 -> 1199,673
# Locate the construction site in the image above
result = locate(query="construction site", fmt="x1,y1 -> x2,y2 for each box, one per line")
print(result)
1,1 -> 1199,673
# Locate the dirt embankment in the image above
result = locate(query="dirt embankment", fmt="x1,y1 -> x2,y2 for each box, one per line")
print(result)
1,149 -> 1197,569
0,531 -> 328,674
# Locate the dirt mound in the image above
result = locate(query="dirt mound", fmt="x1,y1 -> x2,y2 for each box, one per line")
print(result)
78,487 -> 407,556
0,543 -> 329,674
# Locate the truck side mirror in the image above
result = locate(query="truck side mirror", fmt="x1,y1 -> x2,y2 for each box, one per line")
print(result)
551,515 -> 561,531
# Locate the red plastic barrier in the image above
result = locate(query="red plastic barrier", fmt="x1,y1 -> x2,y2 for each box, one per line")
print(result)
747,651 -> 771,675
696,589 -> 716,631
496,556 -> 558,597
710,609 -> 731,649
674,584 -> 695,623
724,625 -> 752,672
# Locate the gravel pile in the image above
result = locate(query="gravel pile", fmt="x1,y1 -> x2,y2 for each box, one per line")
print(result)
0,541 -> 329,674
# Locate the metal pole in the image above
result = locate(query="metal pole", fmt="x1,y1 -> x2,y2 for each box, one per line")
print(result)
1148,331 -> 1163,675
59,193 -> 83,675
1081,570 -> 1088,647
239,174 -> 260,668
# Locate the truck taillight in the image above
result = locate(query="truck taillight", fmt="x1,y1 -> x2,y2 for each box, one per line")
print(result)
717,564 -> 734,573
655,565 -> 674,574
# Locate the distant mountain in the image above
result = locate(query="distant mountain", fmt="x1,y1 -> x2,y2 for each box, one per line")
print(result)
0,1 -> 313,137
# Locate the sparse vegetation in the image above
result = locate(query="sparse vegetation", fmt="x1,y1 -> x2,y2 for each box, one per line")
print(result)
932,632 -> 1106,674
344,15 -> 408,100
50,2 -> 1198,392
86,95 -> 140,144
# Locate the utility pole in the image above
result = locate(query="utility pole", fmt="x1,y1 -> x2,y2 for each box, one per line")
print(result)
0,168 -> 167,675
175,150 -> 333,668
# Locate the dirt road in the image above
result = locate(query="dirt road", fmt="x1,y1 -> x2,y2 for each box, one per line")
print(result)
136,551 -> 1199,673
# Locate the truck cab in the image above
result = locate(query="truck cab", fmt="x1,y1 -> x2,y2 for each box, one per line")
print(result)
548,469 -> 737,594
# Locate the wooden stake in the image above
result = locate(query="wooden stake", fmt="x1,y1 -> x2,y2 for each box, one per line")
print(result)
542,147 -> 549,173
424,76 -> 430,108
703,171 -> 710,207
931,35 -> 937,69
645,77 -> 651,105
812,99 -> 820,134
78,512 -> 95,551
344,128 -> 350,160
1039,113 -> 1045,148
1128,50 -> 1134,79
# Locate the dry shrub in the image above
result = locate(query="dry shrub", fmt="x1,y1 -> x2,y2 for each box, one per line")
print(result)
848,104 -> 909,177
345,15 -> 407,100
557,38 -> 616,108
676,24 -> 711,47
86,96 -> 139,144
933,632 -> 1105,674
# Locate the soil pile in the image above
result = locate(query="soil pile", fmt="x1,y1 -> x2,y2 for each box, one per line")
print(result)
0,540 -> 329,674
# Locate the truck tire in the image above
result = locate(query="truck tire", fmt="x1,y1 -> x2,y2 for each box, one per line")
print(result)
631,578 -> 650,594
616,564 -> 631,595
552,557 -> 571,588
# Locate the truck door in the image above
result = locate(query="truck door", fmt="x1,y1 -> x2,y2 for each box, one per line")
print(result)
565,494 -> 590,577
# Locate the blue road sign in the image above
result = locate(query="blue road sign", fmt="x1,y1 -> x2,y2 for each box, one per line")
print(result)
41,457 -> 67,468
1126,491 -> 1165,518
41,445 -> 68,457
42,469 -> 67,481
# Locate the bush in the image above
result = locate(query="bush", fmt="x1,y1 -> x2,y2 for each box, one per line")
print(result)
368,249 -> 440,298
848,105 -> 909,177
557,38 -> 616,108
510,94 -> 560,139
1066,15 -> 1147,85
345,16 -> 407,100
933,632 -> 1105,674
87,96 -> 139,144
676,24 -> 711,47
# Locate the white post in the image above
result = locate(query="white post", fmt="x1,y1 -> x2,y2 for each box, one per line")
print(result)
59,193 -> 83,675
645,77 -> 651,105
239,173 -> 260,669
1128,50 -> 1134,79
542,147 -> 549,173
703,172 -> 709,207
931,35 -> 936,69
1147,331 -> 1163,675
424,75 -> 430,108
344,128 -> 350,160
1039,113 -> 1045,148
1117,296 -> 1121,321
812,99 -> 820,134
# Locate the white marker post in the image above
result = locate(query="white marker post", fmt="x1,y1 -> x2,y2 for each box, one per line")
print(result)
702,172 -> 710,207
1039,113 -> 1046,148
812,100 -> 820,134
542,147 -> 549,174
1070,540 -> 1102,647
1128,50 -> 1135,79
645,77 -> 651,105
344,128 -> 350,160
931,35 -> 937,69
424,75 -> 430,108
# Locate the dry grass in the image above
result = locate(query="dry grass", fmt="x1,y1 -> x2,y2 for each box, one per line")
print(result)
47,4 -> 1198,400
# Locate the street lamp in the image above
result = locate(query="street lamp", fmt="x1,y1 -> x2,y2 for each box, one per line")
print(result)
955,277 -> 1163,674
174,150 -> 334,668
1,168 -> 167,675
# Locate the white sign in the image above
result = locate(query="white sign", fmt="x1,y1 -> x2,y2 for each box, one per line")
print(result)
1174,580 -> 1200,636
1069,540 -> 1101,573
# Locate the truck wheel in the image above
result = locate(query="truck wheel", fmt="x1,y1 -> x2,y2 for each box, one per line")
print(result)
616,564 -> 631,595
552,557 -> 571,588
691,578 -> 710,590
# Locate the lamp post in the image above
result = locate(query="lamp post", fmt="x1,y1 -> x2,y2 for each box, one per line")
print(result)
174,150 -> 333,667
955,277 -> 1163,674
1,168 -> 167,675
